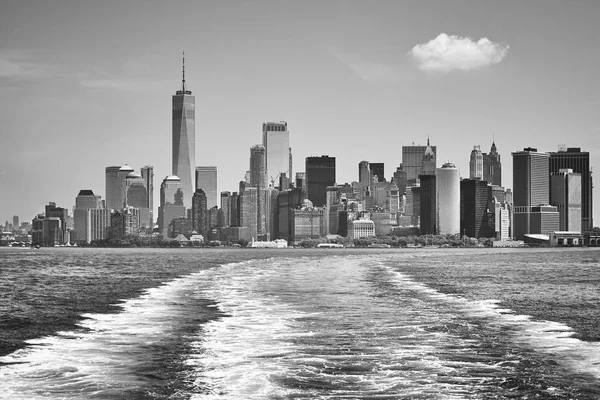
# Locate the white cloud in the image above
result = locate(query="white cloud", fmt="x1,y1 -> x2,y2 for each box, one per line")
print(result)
409,33 -> 509,72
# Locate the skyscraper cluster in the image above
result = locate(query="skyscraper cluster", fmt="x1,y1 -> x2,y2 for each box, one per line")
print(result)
22,55 -> 595,247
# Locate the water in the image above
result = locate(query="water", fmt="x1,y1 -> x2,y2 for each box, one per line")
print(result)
0,247 -> 599,399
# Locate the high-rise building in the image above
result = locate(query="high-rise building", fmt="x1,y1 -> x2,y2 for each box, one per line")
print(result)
220,191 -> 231,228
105,166 -> 121,211
195,166 -> 217,209
306,155 -> 336,207
116,165 -> 134,209
262,121 -> 290,189
295,172 -> 307,194
393,165 -> 408,195
469,145 -> 484,180
422,139 -> 436,177
550,169 -> 582,232
74,190 -> 103,243
549,147 -> 593,232
12,216 -> 19,229
140,166 -> 154,227
358,161 -> 370,187
411,185 -> 420,226
230,192 -> 240,227
240,187 -> 258,241
123,172 -> 150,228
250,146 -> 268,239
45,202 -> 68,244
158,176 -> 186,237
419,175 -> 436,234
460,179 -> 493,238
402,140 -> 437,184
483,141 -> 502,186
370,163 -> 385,183
436,163 -> 460,235
172,54 -> 195,208
277,188 -> 304,241
249,145 -> 268,189
192,189 -> 208,236
512,147 -> 557,240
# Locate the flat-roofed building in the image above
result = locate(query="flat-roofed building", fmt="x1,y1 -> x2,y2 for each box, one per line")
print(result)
549,147 -> 592,232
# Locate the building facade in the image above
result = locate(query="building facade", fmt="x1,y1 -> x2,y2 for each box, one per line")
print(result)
402,140 -> 437,184
306,155 -> 336,207
460,179 -> 493,238
469,145 -> 484,180
140,165 -> 154,227
262,121 -> 290,189
158,175 -> 186,237
436,163 -> 460,235
483,141 -> 502,186
512,148 -> 552,240
549,147 -> 593,232
419,175 -> 436,235
195,166 -> 217,210
550,169 -> 582,232
349,219 -> 375,239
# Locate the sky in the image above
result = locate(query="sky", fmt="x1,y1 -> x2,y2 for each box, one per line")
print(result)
0,0 -> 598,226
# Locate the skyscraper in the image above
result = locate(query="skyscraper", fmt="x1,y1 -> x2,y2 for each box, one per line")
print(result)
460,179 -> 493,238
358,161 -> 370,187
370,163 -> 385,182
436,163 -> 460,235
393,165 -> 408,195
550,169 -> 582,232
549,147 -> 593,232
158,176 -> 186,237
402,140 -> 437,184
512,148 -> 558,240
469,145 -> 484,180
249,145 -> 268,240
192,189 -> 208,236
172,54 -> 195,208
220,191 -> 231,228
105,166 -> 121,211
306,155 -> 336,208
250,145 -> 268,189
74,190 -> 103,243
483,141 -> 502,186
240,187 -> 258,241
195,166 -> 218,209
141,165 -> 154,227
419,175 -> 436,234
262,121 -> 290,189
422,139 -> 436,177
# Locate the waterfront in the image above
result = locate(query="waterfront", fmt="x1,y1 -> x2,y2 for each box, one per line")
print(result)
1,247 -> 599,399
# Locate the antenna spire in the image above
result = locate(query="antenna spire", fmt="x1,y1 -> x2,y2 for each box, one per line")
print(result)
181,51 -> 186,92
177,51 -> 191,95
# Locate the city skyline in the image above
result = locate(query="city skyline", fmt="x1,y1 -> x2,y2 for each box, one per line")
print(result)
0,1 -> 599,224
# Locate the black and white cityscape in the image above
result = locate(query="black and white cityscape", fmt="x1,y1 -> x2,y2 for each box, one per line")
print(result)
2,62 -> 596,248
1,2 -> 600,399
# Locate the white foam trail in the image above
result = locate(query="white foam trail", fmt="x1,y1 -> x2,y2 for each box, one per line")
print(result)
379,262 -> 600,379
187,256 -> 503,399
0,269 -> 217,400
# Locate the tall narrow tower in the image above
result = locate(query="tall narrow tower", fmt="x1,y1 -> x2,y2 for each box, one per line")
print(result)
172,52 -> 195,208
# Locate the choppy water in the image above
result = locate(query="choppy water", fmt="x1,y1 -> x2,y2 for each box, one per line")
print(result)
0,247 -> 599,399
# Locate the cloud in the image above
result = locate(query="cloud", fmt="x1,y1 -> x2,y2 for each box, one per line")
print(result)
0,49 -> 58,80
329,47 -> 399,82
409,33 -> 509,72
